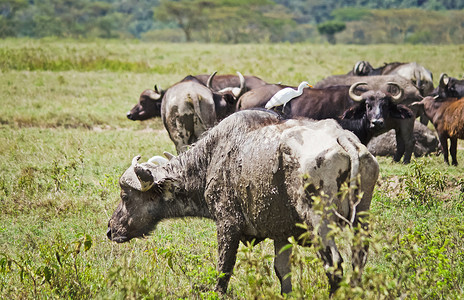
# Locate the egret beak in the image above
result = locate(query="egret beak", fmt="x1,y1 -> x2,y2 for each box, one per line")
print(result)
307,84 -> 313,88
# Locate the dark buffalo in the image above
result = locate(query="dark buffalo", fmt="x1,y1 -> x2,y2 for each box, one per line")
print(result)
238,82 -> 413,147
314,75 -> 422,163
108,109 -> 379,295
126,73 -> 267,121
431,73 -> 464,100
412,96 -> 464,165
126,85 -> 165,121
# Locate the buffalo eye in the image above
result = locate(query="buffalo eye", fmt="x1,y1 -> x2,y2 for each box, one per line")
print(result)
120,191 -> 129,202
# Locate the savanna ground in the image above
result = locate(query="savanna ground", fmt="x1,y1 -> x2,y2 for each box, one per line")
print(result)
1,39 -> 464,299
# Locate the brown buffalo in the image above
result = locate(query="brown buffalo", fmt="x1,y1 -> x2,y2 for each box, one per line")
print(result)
413,96 -> 464,165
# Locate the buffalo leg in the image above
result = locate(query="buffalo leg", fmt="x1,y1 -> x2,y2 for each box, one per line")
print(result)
274,239 -> 292,295
351,216 -> 369,287
394,119 -> 415,164
438,134 -> 450,165
393,129 -> 406,162
317,220 -> 343,295
215,227 -> 240,295
450,137 -> 458,166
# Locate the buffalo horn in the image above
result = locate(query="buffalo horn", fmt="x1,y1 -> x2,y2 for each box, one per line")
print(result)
348,82 -> 367,102
163,151 -> 176,160
134,164 -> 155,192
233,71 -> 246,98
439,73 -> 449,87
148,89 -> 162,100
131,155 -> 141,166
353,61 -> 363,75
387,82 -> 404,102
206,71 -> 218,89
414,70 -> 423,91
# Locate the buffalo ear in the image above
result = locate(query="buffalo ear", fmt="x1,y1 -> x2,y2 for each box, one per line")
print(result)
439,73 -> 449,89
342,104 -> 364,119
156,178 -> 180,201
223,93 -> 237,105
390,104 -> 414,119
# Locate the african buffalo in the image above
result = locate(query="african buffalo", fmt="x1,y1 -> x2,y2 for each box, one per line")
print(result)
126,85 -> 165,121
161,73 -> 246,153
432,73 -> 464,100
238,82 -> 413,147
349,61 -> 434,96
107,109 -> 379,295
412,96 -> 464,165
126,73 -> 267,121
238,84 -> 356,118
315,75 -> 422,163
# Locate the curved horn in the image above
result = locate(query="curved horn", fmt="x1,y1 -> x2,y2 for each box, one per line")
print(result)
148,89 -> 162,100
387,82 -> 404,102
131,155 -> 141,167
439,73 -> 449,87
233,71 -> 246,98
348,82 -> 367,102
163,151 -> 176,160
206,71 -> 217,89
134,164 -> 155,192
354,61 -> 363,75
414,69 -> 423,89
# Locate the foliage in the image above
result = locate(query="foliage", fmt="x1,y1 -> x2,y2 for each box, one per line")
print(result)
155,0 -> 209,42
155,0 -> 293,43
317,21 -> 346,44
0,233 -> 93,298
235,241 -> 277,298
1,0 -> 464,43
338,8 -> 464,44
403,159 -> 446,208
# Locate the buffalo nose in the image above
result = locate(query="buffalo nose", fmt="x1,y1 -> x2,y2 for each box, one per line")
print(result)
371,119 -> 384,129
126,111 -> 133,120
106,227 -> 112,240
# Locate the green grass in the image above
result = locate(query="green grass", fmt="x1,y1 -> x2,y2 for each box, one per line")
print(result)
1,39 -> 464,299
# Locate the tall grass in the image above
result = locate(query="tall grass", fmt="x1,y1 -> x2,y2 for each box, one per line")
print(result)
1,39 -> 464,299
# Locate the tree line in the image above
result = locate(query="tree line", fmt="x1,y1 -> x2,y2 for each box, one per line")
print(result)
1,0 -> 463,44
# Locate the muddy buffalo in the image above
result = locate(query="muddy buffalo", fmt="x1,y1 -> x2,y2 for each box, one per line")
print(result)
107,109 -> 379,295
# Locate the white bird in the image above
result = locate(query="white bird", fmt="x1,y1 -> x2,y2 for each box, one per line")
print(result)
265,81 -> 312,109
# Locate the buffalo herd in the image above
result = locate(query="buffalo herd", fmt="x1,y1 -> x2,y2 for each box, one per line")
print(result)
125,61 -> 463,165
108,61 -> 464,295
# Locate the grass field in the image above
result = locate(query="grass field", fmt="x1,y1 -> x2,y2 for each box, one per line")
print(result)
1,38 -> 464,299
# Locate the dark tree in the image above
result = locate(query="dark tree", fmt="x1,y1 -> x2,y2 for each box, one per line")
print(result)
317,20 -> 346,44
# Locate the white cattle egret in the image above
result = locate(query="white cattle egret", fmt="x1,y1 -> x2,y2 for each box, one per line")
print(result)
265,81 -> 311,109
